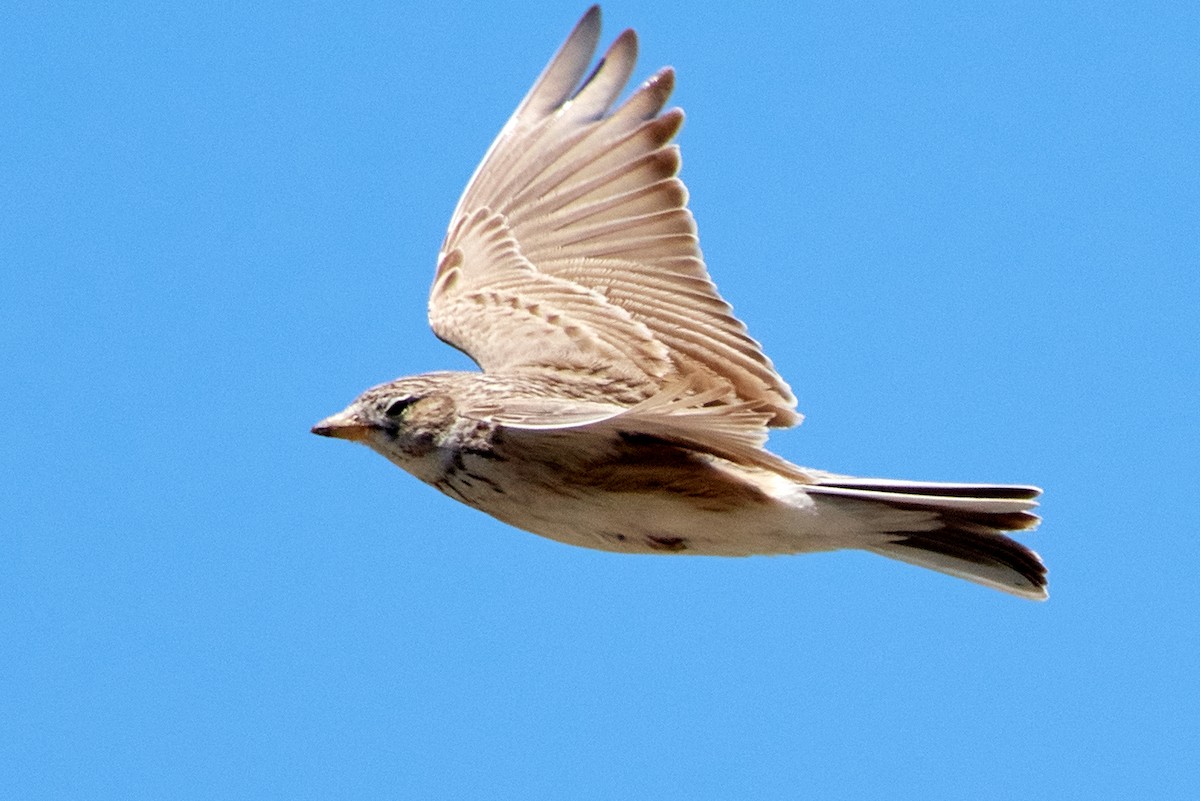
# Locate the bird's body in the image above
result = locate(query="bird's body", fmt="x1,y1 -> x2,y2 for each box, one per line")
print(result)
331,373 -> 837,559
313,6 -> 1049,599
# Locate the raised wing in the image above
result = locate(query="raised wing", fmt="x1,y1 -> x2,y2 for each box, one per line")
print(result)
430,6 -> 800,427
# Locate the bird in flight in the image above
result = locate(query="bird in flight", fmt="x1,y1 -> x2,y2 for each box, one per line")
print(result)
312,6 -> 1047,599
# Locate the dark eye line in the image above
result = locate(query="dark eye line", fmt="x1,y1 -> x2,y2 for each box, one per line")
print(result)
385,397 -> 416,418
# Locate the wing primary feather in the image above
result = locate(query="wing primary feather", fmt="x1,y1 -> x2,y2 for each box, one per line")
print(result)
517,6 -> 603,119
509,111 -> 685,219
566,28 -> 638,121
445,7 -> 603,228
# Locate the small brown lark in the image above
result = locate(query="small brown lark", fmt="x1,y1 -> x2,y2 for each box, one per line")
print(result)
312,6 -> 1047,599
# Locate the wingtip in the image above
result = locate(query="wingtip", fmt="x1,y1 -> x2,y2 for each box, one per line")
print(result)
611,26 -> 639,60
579,5 -> 602,34
649,65 -> 675,93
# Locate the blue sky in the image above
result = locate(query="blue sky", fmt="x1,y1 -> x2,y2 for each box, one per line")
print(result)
3,1 -> 1197,798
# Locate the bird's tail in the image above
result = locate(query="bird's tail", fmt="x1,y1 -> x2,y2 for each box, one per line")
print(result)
806,478 -> 1047,600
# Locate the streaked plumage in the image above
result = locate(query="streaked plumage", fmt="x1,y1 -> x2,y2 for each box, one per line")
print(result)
313,6 -> 1048,600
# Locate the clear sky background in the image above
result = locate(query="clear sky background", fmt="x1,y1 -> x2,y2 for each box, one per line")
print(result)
3,1 -> 1197,798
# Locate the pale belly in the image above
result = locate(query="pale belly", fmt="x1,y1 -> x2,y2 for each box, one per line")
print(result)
423,447 -> 844,557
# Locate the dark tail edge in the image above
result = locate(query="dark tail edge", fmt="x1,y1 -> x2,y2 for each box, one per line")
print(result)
873,526 -> 1048,601
812,479 -> 1048,600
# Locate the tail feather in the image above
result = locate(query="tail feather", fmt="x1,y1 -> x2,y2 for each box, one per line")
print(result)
807,478 -> 1048,600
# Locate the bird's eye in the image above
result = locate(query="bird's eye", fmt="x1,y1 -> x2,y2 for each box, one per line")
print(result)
385,397 -> 416,418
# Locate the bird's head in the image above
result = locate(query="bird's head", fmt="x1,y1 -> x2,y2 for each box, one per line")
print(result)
311,373 -> 460,461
